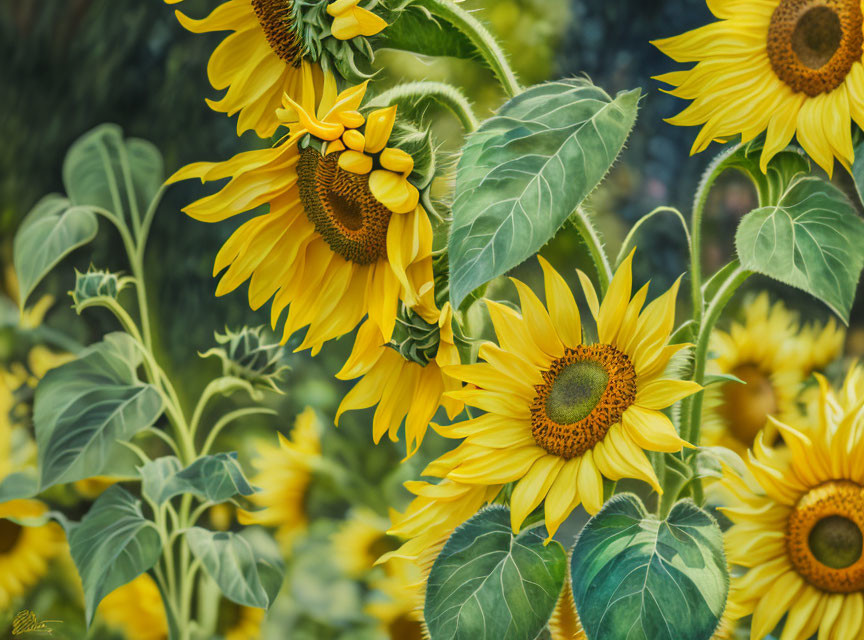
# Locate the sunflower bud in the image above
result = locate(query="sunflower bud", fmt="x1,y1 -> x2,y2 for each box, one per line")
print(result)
202,326 -> 288,391
387,306 -> 440,366
70,267 -> 126,311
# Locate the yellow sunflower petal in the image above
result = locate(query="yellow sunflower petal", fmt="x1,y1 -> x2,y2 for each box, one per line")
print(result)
537,256 -> 582,348
635,379 -> 702,410
576,450 -> 604,514
510,455 -> 565,532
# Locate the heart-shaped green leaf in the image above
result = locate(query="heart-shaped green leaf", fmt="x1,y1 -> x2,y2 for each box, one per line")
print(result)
139,456 -> 183,506
571,494 -> 728,640
13,194 -> 98,309
424,505 -> 566,640
34,332 -> 163,489
448,78 -> 640,307
186,527 -> 284,609
142,453 -> 255,506
68,485 -> 162,624
735,175 -> 864,322
63,123 -> 164,229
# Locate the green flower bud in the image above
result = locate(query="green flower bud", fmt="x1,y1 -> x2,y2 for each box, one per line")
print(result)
387,306 -> 440,366
70,266 -> 127,310
201,326 -> 288,391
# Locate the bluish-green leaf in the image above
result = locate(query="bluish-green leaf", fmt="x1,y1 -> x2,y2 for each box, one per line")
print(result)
63,123 -> 164,228
571,494 -> 728,640
139,456 -> 183,505
735,175 -> 864,322
68,485 -> 162,624
142,453 -> 255,505
377,0 -> 477,60
424,505 -> 566,640
186,527 -> 284,609
448,78 -> 640,307
34,332 -> 163,489
13,194 -> 98,309
0,471 -> 39,502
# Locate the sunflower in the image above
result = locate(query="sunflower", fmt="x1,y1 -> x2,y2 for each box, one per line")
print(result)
653,0 -> 864,175
331,508 -> 398,577
335,298 -> 463,457
98,573 -> 168,640
0,499 -> 65,611
721,367 -> 864,640
167,0 -> 387,138
548,582 -> 586,640
239,407 -> 321,548
366,557 -> 426,640
222,603 -> 265,640
420,252 -> 698,536
169,81 -> 432,353
703,293 -> 844,456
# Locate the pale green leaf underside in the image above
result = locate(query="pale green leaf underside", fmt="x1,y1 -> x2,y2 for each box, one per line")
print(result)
424,505 -> 566,640
571,494 -> 727,640
143,453 -> 255,505
69,485 -> 162,624
186,527 -> 284,609
735,175 -> 864,322
13,194 -> 98,309
448,78 -> 640,307
34,332 -> 163,489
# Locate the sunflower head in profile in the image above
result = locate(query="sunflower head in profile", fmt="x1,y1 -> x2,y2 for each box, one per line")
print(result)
721,365 -> 864,640
423,252 -> 698,536
98,573 -> 168,640
653,0 -> 864,175
169,80 -> 434,354
702,293 -> 845,456
335,295 -> 464,457
166,0 -> 390,137
238,407 -> 321,548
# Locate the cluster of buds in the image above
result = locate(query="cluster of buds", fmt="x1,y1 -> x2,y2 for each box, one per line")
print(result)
201,326 -> 289,392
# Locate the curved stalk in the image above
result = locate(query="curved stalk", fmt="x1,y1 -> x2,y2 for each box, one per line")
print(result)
413,0 -> 522,97
616,206 -> 691,267
571,206 -> 612,294
368,81 -> 480,131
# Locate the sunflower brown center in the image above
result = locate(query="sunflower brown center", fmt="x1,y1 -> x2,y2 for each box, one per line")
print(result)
388,614 -> 425,640
787,480 -> 864,592
767,0 -> 863,96
720,363 -> 778,446
297,147 -> 392,265
251,0 -> 304,66
0,519 -> 22,554
530,344 -> 637,460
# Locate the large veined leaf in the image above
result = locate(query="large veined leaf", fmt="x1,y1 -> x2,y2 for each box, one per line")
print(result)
424,505 -> 566,640
63,123 -> 164,228
186,527 -> 284,609
13,194 -> 98,309
570,494 -> 728,640
0,471 -> 39,502
735,175 -> 864,322
377,0 -> 477,60
68,485 -> 162,624
34,332 -> 163,489
448,78 -> 640,307
141,453 -> 255,505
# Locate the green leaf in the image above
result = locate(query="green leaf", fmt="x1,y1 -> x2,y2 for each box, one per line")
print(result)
63,123 -> 164,228
34,332 -> 163,489
849,129 -> 864,208
186,527 -> 284,609
143,453 -> 256,505
13,194 -> 98,309
735,175 -> 864,322
570,494 -> 728,640
703,373 -> 746,387
448,79 -> 640,307
711,137 -> 810,206
0,471 -> 39,502
139,456 -> 183,505
68,485 -> 162,624
424,505 -> 566,640
377,2 -> 477,60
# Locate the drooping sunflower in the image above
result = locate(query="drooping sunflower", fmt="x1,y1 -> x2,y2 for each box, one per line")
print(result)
98,573 -> 168,640
653,0 -> 864,175
169,81 -> 432,353
423,252 -> 699,535
166,0 -> 387,138
331,508 -> 398,577
239,406 -> 321,548
703,293 -> 844,456
335,297 -> 463,457
721,366 -> 864,639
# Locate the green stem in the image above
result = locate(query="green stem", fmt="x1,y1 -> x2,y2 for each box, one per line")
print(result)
571,206 -> 612,294
414,0 -> 522,97
368,81 -> 480,131
189,377 -> 257,443
616,206 -> 691,267
201,407 -> 277,456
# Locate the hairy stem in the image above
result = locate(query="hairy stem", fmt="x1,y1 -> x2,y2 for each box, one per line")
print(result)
368,81 -> 480,131
571,207 -> 612,294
